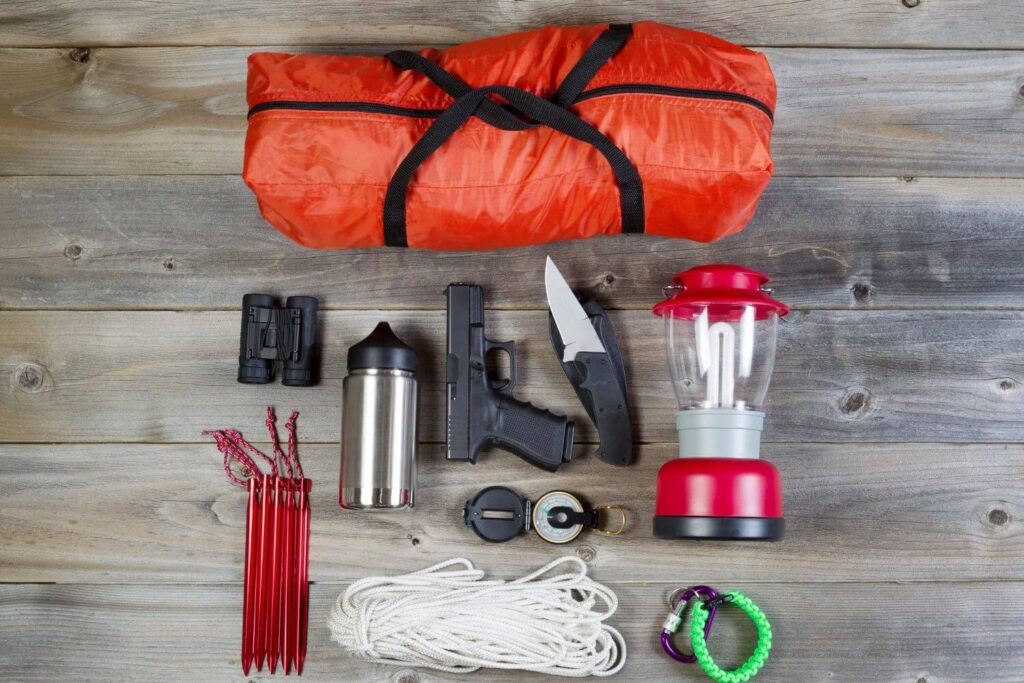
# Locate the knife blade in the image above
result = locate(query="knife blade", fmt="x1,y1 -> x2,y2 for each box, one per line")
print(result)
545,257 -> 634,466
545,257 -> 607,362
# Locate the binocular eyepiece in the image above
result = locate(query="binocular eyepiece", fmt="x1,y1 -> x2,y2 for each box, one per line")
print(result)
238,293 -> 320,387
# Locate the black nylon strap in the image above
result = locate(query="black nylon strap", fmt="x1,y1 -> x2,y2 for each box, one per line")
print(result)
387,23 -> 632,119
551,23 -> 633,106
386,50 -> 530,131
382,85 -> 644,247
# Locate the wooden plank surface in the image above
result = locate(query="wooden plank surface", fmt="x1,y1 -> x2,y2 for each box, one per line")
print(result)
2,0 -> 1023,49
2,580 -> 1022,682
2,47 -> 1023,177
5,175 -> 1024,311
2,309 -> 1022,444
3,1 -> 1024,679
1,442 -> 1019,584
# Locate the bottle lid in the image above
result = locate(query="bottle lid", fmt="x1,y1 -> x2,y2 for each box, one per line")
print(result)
347,322 -> 418,372
463,486 -> 530,543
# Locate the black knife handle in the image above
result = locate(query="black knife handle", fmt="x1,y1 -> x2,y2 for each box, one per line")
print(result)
573,351 -> 633,467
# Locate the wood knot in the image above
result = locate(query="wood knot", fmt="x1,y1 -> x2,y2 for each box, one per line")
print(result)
989,509 -> 1009,526
410,536 -> 421,547
900,175 -> 916,183
1018,84 -> 1024,98
13,362 -> 51,394
838,387 -> 873,419
997,378 -> 1018,392
850,282 -> 872,304
68,47 -> 92,63
162,257 -> 176,271
63,243 -> 83,260
228,460 -> 250,482
392,670 -> 420,683
576,545 -> 596,562
901,0 -> 920,7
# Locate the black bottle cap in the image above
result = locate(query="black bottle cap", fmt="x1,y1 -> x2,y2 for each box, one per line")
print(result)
347,322 -> 418,372
463,486 -> 530,543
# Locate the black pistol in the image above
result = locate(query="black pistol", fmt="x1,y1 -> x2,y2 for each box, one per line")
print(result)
445,284 -> 575,472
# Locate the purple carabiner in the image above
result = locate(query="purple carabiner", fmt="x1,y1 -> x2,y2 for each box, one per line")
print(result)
660,585 -> 720,664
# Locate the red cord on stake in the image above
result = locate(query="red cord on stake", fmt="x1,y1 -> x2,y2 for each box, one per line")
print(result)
205,407 -> 311,676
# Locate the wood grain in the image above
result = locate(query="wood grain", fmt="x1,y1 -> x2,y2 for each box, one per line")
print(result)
4,175 -> 1024,311
2,309 -> 1022,444
2,0 -> 1023,49
1,442 -> 1019,584
2,47 -> 1023,176
2,580 -> 1022,681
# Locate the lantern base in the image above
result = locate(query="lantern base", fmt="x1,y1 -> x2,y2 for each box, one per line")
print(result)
653,515 -> 784,541
654,457 -> 784,542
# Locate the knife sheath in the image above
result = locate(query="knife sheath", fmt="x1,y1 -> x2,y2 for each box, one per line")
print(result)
548,297 -> 634,466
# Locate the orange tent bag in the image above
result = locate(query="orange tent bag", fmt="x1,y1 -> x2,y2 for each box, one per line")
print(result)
244,22 -> 775,250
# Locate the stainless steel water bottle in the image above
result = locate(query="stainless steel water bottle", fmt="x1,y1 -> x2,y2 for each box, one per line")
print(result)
339,322 -> 419,510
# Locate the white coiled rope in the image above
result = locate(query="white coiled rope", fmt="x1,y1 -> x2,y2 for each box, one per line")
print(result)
327,556 -> 626,677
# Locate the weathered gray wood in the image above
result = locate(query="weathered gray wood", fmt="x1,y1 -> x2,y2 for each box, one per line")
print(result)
1,310 -> 1022,444
4,175 -> 1024,311
2,1 -> 1022,49
1,442 -> 1019,584
2,47 -> 1023,176
2,580 -> 1022,681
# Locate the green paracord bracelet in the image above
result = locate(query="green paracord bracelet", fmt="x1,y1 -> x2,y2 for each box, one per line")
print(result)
689,591 -> 772,683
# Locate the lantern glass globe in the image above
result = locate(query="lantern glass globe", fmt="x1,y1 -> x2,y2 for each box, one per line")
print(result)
664,306 -> 779,412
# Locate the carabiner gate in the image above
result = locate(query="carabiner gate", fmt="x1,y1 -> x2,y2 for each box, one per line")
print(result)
660,585 -> 720,664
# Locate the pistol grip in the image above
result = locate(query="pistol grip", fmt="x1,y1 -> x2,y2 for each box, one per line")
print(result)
493,397 -> 574,472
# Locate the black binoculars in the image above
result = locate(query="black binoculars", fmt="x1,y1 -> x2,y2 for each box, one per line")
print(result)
237,293 -> 319,387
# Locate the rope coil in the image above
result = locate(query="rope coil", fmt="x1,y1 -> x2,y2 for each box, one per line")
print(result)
327,556 -> 626,677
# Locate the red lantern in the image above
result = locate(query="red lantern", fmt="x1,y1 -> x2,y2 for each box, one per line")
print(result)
652,265 -> 788,540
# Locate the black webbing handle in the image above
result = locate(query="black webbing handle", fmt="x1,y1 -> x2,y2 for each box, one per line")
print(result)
386,23 -> 632,124
382,85 -> 644,247
386,50 -> 530,131
551,23 -> 632,106
382,23 -> 639,247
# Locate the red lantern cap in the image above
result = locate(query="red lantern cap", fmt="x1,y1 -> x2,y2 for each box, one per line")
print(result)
652,264 -> 789,320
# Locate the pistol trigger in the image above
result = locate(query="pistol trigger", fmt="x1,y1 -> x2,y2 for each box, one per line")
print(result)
484,339 -> 517,393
